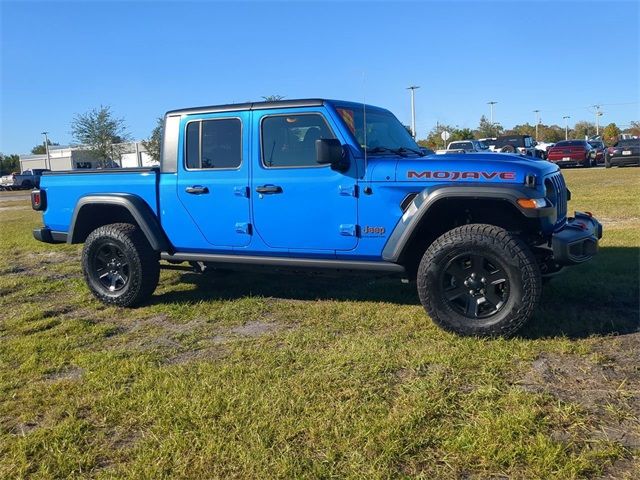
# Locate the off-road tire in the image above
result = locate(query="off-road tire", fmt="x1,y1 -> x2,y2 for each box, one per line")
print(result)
82,223 -> 159,307
416,224 -> 542,337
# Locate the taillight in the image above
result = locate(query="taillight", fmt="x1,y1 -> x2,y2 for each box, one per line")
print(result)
31,189 -> 46,211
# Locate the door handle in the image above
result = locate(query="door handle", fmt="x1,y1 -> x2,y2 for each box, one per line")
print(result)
185,185 -> 209,195
255,185 -> 283,194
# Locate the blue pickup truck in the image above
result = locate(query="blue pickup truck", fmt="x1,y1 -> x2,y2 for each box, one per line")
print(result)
32,99 -> 602,336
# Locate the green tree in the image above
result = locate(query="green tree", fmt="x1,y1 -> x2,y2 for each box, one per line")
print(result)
418,125 -> 476,149
0,153 -> 20,175
419,124 -> 456,149
571,121 -> 595,140
602,123 -> 621,146
71,105 -> 129,168
262,95 -> 285,102
475,115 -> 503,138
453,128 -> 475,140
31,138 -> 59,155
537,124 -> 565,143
141,117 -> 163,164
506,123 -> 536,138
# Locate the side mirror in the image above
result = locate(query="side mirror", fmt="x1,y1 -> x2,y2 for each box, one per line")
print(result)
316,138 -> 348,171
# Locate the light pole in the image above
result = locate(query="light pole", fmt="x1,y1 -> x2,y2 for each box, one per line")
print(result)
533,109 -> 541,141
563,116 -> 570,141
407,85 -> 420,138
41,132 -> 51,170
487,101 -> 497,135
594,106 -> 603,136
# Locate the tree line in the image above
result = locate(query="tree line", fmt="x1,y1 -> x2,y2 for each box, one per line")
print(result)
418,116 -> 640,150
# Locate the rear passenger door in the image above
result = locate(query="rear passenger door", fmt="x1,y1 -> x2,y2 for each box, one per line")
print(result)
177,113 -> 251,248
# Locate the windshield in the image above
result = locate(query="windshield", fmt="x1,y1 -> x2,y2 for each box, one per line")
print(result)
617,139 -> 639,147
335,105 -> 420,153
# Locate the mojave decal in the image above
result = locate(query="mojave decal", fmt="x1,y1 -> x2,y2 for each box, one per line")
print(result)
407,170 -> 516,180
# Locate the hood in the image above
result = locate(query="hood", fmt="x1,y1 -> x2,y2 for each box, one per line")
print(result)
368,152 -> 559,183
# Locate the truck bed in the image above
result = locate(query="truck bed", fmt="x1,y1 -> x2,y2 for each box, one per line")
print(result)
40,168 -> 159,234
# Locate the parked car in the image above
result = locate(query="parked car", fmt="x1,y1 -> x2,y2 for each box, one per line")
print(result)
31,98 -> 602,337
605,138 -> 640,168
534,142 -> 555,160
546,140 -> 597,168
493,135 -> 540,157
587,139 -> 606,165
0,169 -> 50,190
478,137 -> 498,151
436,140 -> 489,154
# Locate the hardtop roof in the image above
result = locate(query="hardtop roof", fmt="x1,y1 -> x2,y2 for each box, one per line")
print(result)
165,99 -> 388,117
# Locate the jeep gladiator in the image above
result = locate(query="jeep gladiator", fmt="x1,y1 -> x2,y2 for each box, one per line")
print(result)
32,99 -> 602,336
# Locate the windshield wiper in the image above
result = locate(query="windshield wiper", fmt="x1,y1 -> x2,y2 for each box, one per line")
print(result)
396,147 -> 425,157
365,146 -> 407,157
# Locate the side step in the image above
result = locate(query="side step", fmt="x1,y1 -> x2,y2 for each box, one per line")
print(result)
160,252 -> 405,273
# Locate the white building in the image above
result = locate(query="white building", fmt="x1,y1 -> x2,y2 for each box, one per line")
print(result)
19,142 -> 158,172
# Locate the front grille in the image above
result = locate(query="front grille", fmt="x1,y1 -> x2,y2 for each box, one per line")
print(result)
547,172 -> 568,225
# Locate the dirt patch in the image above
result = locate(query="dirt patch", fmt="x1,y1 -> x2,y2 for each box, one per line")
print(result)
0,205 -> 30,212
597,216 -> 640,229
44,367 -> 84,382
519,333 -> 640,476
4,420 -> 41,436
165,347 -> 227,365
37,251 -> 79,263
229,320 -> 280,337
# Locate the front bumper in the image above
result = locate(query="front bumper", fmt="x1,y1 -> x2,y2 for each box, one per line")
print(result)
551,212 -> 602,265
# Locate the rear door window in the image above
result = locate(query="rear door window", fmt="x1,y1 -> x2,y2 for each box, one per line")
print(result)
185,118 -> 242,169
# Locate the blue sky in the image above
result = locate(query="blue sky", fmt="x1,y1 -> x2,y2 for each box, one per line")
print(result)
1,0 -> 638,154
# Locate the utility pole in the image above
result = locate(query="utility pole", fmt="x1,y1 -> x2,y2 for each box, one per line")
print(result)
533,110 -> 541,141
562,116 -> 570,141
41,132 -> 51,170
407,86 -> 420,138
487,101 -> 497,135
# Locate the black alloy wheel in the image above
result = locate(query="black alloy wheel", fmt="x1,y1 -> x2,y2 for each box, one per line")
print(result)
91,242 -> 130,292
440,253 -> 510,319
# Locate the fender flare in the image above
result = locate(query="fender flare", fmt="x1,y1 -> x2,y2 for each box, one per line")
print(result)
68,194 -> 172,252
381,184 -> 554,263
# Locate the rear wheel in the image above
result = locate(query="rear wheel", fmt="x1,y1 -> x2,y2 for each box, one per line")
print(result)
82,223 -> 159,307
416,224 -> 541,337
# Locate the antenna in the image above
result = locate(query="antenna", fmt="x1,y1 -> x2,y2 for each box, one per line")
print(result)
363,71 -> 367,176
407,86 -> 420,138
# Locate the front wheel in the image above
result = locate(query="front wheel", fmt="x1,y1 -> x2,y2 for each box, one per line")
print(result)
82,223 -> 159,307
416,224 -> 542,337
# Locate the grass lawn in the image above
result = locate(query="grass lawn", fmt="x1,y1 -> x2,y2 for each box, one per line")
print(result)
1,168 -> 638,479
